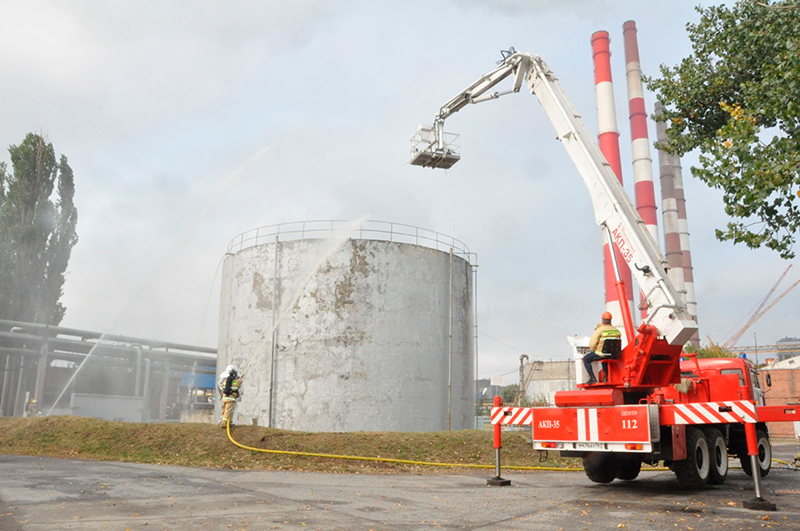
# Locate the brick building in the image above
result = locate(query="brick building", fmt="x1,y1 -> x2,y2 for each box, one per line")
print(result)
760,359 -> 800,439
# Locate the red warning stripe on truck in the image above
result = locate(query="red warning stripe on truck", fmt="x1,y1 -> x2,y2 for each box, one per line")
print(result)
659,400 -> 757,425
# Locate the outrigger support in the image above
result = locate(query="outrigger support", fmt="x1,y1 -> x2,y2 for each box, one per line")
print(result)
742,422 -> 777,511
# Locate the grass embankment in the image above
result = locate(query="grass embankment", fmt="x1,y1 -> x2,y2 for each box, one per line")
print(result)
0,416 -> 581,474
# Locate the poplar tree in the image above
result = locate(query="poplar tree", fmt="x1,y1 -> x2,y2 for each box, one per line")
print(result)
0,133 -> 79,324
648,1 -> 800,258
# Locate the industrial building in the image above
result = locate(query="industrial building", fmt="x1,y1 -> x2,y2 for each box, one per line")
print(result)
761,355 -> 800,440
776,337 -> 800,362
0,319 -> 216,422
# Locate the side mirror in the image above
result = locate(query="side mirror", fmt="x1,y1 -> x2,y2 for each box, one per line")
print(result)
766,372 -> 772,388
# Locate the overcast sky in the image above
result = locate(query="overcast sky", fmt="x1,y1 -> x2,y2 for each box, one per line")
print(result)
1,0 -> 797,384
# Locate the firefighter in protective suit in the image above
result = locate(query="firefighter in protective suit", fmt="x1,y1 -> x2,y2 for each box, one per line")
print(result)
218,365 -> 242,427
582,311 -> 621,385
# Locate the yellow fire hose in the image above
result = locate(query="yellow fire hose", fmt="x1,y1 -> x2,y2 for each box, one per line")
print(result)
225,419 -> 669,472
226,420 -> 800,472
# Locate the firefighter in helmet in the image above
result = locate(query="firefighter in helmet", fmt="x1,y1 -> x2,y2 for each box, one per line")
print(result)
218,365 -> 242,427
582,311 -> 621,385
25,398 -> 38,417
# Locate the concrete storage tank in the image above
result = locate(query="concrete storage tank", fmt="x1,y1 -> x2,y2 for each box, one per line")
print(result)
216,220 -> 475,432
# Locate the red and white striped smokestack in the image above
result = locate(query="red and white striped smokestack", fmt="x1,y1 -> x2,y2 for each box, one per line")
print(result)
622,22 -> 659,243
623,21 -> 659,320
592,30 -> 635,340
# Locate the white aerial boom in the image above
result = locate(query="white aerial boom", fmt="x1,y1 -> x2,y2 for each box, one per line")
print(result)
410,50 -> 696,346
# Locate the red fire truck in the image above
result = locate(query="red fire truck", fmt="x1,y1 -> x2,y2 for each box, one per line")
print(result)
411,49 -> 800,509
531,355 -> 772,488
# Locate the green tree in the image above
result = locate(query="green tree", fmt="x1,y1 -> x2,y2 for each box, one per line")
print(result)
684,342 -> 737,359
501,384 -> 518,405
0,133 -> 78,324
647,1 -> 800,258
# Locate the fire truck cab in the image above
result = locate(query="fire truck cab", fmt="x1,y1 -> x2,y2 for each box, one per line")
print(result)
663,357 -> 764,406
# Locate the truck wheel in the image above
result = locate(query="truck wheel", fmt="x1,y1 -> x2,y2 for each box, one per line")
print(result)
704,427 -> 728,485
583,452 -> 616,484
615,454 -> 641,481
673,426 -> 710,488
740,429 -> 771,478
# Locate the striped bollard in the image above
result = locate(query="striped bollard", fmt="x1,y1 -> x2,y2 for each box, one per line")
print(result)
487,396 -> 511,486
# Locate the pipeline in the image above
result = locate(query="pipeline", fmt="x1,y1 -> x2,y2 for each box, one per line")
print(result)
224,419 -> 677,472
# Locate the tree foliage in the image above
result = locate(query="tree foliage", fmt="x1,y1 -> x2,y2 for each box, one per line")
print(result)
683,342 -> 737,359
647,1 -> 800,258
501,384 -> 518,405
0,133 -> 78,324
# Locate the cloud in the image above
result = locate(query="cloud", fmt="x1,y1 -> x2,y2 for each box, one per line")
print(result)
453,0 -> 609,17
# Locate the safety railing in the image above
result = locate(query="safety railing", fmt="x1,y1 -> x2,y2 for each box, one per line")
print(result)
227,220 -> 475,264
410,127 -> 461,169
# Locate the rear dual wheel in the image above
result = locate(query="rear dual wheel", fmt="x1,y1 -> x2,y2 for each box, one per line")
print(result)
583,452 -> 616,484
704,427 -> 728,485
673,426 -> 710,488
615,454 -> 641,481
583,453 -> 641,483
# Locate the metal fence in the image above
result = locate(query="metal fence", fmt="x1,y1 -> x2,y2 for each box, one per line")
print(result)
227,220 -> 475,263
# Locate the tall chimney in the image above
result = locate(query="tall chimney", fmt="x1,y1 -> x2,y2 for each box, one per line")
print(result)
654,101 -> 686,299
672,153 -> 699,343
591,30 -> 635,340
623,20 -> 659,320
655,101 -> 699,346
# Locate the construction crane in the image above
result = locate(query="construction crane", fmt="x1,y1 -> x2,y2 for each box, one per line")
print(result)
728,277 -> 800,349
723,265 -> 794,348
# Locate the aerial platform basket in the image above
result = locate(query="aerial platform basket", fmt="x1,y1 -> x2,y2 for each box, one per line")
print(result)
410,124 -> 461,169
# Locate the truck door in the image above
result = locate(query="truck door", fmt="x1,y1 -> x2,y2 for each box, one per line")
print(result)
750,368 -> 765,406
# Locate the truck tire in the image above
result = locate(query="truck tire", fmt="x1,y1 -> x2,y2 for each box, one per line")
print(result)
673,426 -> 710,488
615,454 -> 641,481
704,427 -> 728,485
740,429 -> 771,478
583,452 -> 616,484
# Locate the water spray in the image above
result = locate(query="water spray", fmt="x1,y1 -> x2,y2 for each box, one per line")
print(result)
46,145 -> 271,416
196,253 -> 230,345
46,339 -> 105,416
236,215 -> 372,380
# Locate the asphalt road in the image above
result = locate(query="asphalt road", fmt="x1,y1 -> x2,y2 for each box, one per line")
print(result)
1,443 -> 799,531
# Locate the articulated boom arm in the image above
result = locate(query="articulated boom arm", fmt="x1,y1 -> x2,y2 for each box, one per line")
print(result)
411,52 -> 697,347
435,54 -> 528,122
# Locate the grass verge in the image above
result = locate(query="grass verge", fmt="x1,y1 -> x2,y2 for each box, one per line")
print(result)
0,416 -> 582,474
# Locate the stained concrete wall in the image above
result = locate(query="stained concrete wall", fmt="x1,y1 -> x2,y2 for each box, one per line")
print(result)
217,238 -> 474,432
